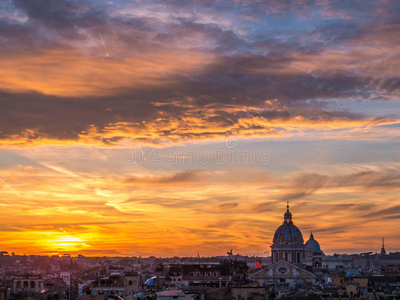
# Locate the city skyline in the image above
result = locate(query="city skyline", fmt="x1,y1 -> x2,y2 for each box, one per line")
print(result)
0,0 -> 399,257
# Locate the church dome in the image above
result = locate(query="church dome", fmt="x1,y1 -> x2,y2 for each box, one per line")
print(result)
305,232 -> 321,251
272,204 -> 304,245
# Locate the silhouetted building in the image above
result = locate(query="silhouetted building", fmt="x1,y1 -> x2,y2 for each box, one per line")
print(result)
250,205 -> 317,286
271,203 -> 305,265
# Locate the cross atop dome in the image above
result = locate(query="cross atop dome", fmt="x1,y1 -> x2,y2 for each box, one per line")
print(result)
284,201 -> 293,224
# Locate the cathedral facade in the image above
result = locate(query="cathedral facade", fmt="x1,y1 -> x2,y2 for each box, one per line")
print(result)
271,204 -> 323,267
250,204 -> 324,285
271,204 -> 306,265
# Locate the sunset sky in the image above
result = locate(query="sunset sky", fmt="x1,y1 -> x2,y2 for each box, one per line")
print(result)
0,0 -> 399,257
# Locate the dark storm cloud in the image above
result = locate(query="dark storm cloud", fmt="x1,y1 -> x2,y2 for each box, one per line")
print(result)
12,0 -> 106,33
180,54 -> 373,103
0,79 -> 386,145
379,77 -> 400,95
0,20 -> 36,46
0,90 -> 156,141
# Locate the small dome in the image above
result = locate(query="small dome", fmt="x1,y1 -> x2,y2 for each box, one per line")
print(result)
272,204 -> 304,245
305,232 -> 321,251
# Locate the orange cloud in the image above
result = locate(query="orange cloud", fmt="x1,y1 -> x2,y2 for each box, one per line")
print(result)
2,100 -> 399,148
0,48 -> 213,97
1,162 -> 399,256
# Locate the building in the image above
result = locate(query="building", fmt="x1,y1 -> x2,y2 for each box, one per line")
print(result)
231,286 -> 268,300
0,287 -> 10,300
271,203 -> 305,265
82,273 -> 140,300
250,204 -> 318,285
305,232 -> 324,268
162,262 -> 230,289
60,271 -> 71,286
271,204 -> 324,269
156,290 -> 186,300
13,275 -> 44,295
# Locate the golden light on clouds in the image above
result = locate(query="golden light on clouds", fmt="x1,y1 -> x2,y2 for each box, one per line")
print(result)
0,49 -> 213,97
1,104 -> 399,148
1,151 -> 399,256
